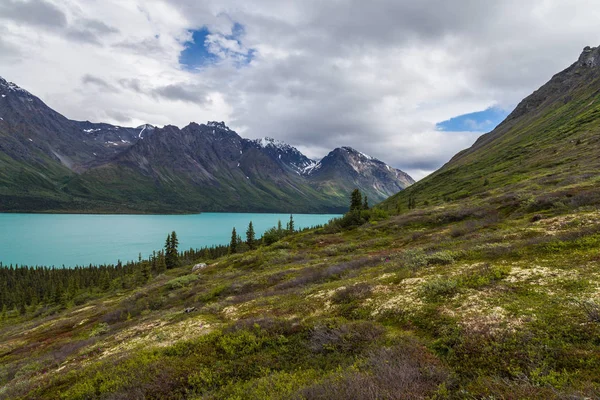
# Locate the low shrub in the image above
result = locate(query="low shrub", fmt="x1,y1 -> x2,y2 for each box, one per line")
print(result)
460,263 -> 511,289
299,338 -> 448,400
331,283 -> 372,305
166,274 -> 199,290
420,278 -> 459,301
308,320 -> 384,354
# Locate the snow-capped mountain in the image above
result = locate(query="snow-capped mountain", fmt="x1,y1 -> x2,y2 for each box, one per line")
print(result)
248,137 -> 316,175
307,146 -> 415,201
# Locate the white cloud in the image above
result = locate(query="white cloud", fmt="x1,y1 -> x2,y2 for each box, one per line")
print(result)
1,0 -> 600,179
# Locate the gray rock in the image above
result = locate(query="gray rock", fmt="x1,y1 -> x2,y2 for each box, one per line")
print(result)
192,263 -> 207,272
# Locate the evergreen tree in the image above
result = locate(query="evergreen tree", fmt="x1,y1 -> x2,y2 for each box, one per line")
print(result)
157,251 -> 167,273
408,196 -> 416,210
140,259 -> 150,283
277,220 -> 283,235
287,215 -> 295,233
363,196 -> 369,210
165,231 -> 180,269
246,221 -> 256,250
350,189 -> 363,211
230,227 -> 238,254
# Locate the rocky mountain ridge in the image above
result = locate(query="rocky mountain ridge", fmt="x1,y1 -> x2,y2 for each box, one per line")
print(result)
0,77 -> 413,213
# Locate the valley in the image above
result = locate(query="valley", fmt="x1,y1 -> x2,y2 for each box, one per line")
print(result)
2,45 -> 600,399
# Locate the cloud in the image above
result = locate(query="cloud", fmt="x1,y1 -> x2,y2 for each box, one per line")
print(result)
1,0 -> 600,181
0,0 -> 67,28
119,78 -> 211,104
152,83 -> 212,104
82,74 -> 120,93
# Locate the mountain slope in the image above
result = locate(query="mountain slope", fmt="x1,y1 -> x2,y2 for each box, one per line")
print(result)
308,147 -> 415,205
381,45 -> 600,213
0,78 -> 413,213
4,46 -> 600,399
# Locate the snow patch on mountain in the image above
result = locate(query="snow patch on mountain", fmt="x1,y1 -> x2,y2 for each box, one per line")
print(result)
0,78 -> 32,96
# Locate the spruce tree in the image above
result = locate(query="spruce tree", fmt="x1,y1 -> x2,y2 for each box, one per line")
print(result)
157,251 -> 167,273
230,227 -> 238,253
165,231 -> 180,269
363,196 -> 369,210
288,215 -> 295,233
246,221 -> 256,250
350,189 -> 363,211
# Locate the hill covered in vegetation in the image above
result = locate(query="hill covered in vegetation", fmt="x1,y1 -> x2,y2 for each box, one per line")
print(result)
2,47 -> 600,399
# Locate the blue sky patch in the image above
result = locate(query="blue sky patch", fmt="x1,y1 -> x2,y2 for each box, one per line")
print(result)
436,107 -> 510,132
179,28 -> 218,70
179,23 -> 254,71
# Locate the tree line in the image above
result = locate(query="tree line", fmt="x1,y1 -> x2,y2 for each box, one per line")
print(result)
0,215 -> 323,320
0,232 -> 229,319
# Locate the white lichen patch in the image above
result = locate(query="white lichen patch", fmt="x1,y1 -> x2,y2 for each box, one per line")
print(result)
70,305 -> 95,315
306,288 -> 342,300
222,299 -> 273,320
505,265 -> 574,285
377,273 -> 395,281
99,316 -> 211,359
449,289 -> 528,334
534,211 -> 600,235
371,277 -> 426,315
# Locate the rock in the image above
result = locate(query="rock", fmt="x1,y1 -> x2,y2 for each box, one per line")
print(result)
184,307 -> 197,313
192,263 -> 207,272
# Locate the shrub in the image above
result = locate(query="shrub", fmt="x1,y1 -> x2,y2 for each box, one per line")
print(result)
420,278 -> 459,301
308,320 -> 384,354
166,274 -> 199,290
425,251 -> 456,266
299,338 -> 448,400
89,322 -> 109,337
400,249 -> 428,270
331,283 -> 372,305
575,299 -> 600,323
460,264 -> 511,289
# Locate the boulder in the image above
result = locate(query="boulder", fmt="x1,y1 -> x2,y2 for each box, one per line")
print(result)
192,263 -> 207,273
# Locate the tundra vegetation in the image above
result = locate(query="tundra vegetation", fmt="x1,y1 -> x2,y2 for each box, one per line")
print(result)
3,48 -> 600,398
1,183 -> 600,399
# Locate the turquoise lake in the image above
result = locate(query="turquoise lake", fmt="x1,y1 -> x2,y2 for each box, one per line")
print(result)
0,213 -> 340,268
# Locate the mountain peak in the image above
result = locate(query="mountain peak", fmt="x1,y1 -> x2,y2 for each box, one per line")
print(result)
254,137 -> 290,151
337,146 -> 375,161
577,45 -> 600,68
0,77 -> 32,96
206,121 -> 231,131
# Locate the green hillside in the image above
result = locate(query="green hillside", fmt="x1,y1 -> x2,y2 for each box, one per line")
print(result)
381,48 -> 600,215
2,48 -> 600,399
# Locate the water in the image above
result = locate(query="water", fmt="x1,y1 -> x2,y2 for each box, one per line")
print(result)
0,213 -> 340,268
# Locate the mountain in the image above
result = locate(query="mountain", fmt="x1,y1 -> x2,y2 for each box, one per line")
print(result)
381,45 -> 600,213
5,46 -> 600,400
0,78 -> 413,213
307,147 -> 414,204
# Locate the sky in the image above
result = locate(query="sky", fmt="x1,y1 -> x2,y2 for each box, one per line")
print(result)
1,1 -> 599,180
